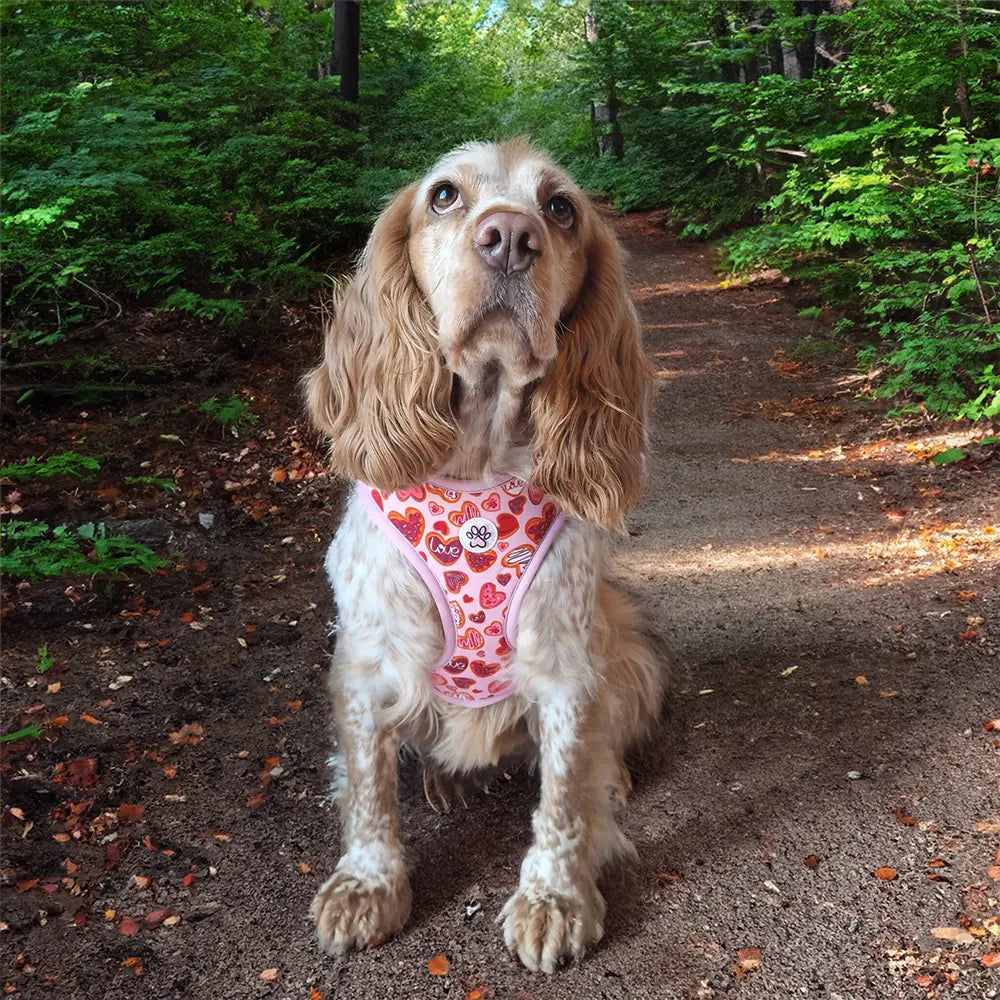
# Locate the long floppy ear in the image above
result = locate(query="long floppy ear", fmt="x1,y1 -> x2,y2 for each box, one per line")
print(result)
530,215 -> 650,532
305,184 -> 457,488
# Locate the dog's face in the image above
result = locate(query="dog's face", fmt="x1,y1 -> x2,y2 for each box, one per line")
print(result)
406,141 -> 590,386
306,138 -> 649,530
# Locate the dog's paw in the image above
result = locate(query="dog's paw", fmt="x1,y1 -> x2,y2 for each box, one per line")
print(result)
312,865 -> 412,955
498,883 -> 606,973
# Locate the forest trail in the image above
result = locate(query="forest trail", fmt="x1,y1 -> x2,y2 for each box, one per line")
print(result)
2,215 -> 997,1000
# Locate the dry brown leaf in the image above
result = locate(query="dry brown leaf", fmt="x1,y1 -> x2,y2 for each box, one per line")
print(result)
931,926 -> 974,944
874,867 -> 898,881
855,675 -> 869,685
981,952 -> 1000,968
465,991 -> 486,1000
985,719 -> 1000,732
121,956 -> 144,976
119,916 -> 141,937
260,968 -> 278,982
891,808 -> 916,827
428,954 -> 450,976
118,803 -> 144,823
79,714 -> 101,725
657,872 -> 681,885
270,468 -> 287,483
975,820 -> 1000,833
287,700 -> 303,712
310,990 -> 325,1000
168,723 -> 204,746
133,876 -> 151,889
804,854 -> 820,869
297,860 -> 311,874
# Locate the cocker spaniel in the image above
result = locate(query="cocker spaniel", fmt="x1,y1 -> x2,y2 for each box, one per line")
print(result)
305,138 -> 664,973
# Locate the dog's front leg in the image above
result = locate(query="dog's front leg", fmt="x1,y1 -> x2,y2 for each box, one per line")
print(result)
313,681 -> 411,954
500,687 -> 605,973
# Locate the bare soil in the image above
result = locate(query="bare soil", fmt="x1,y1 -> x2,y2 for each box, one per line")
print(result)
2,213 -> 998,1000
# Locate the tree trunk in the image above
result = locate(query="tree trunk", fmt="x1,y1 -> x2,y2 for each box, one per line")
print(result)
954,0 -> 973,127
332,0 -> 360,103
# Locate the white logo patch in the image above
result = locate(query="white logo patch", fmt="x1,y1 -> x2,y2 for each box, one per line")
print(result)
459,517 -> 499,552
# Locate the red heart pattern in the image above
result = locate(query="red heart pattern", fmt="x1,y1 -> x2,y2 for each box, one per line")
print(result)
369,475 -> 563,706
388,507 -> 424,545
427,532 -> 462,566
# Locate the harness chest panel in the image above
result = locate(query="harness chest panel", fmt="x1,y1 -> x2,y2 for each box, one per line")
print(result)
360,476 -> 565,706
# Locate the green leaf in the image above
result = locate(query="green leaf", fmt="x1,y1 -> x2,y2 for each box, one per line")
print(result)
931,448 -> 967,466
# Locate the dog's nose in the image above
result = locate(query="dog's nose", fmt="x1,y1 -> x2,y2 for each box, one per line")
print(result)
473,212 -> 544,274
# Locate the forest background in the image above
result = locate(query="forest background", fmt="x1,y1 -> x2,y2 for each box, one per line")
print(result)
3,0 -> 999,423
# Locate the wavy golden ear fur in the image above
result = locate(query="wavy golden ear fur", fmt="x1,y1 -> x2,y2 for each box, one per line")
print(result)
530,215 -> 650,532
305,184 -> 458,489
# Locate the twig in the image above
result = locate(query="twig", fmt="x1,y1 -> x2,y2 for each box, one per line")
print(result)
965,242 -> 993,325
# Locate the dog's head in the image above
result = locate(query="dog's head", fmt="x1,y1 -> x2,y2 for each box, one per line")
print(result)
306,139 -> 649,530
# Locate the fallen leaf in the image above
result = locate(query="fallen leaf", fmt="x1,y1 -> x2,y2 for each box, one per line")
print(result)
143,908 -> 173,928
928,858 -> 948,868
51,715 -> 69,727
804,855 -> 820,869
47,682 -> 61,694
981,952 -> 1000,968
168,723 -> 204,746
181,872 -> 195,888
270,468 -> 287,483
428,955 -> 450,976
259,968 -> 278,982
976,821 -> 1000,833
959,628 -> 978,641
119,916 -> 141,937
16,879 -> 38,892
987,866 -> 1000,880
9,807 -> 26,821
956,590 -> 977,601
105,909 -> 116,920
121,956 -> 144,976
247,793 -> 267,808
874,867 -> 898,881
310,990 -> 325,1000
180,611 -> 195,624
985,719 -> 1000,732
931,926 -> 974,944
287,700 -> 303,712
79,714 -> 101,725
297,860 -> 311,873
162,764 -> 178,779
134,876 -> 151,889
892,808 -> 916,827
733,947 -> 761,976
855,675 -> 869,685
118,803 -> 144,823
657,872 -> 681,885
465,991 -> 485,1000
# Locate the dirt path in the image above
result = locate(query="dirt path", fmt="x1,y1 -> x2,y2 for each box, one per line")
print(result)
2,216 -> 998,1000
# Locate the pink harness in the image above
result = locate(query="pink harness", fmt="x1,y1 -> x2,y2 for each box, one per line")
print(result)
360,476 -> 565,706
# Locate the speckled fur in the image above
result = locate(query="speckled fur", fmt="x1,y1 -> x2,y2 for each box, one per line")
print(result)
308,140 -> 665,972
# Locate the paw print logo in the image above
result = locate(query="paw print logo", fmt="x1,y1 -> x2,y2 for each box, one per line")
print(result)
459,517 -> 499,553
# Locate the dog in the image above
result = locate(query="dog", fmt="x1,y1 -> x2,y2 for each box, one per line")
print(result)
305,138 -> 664,973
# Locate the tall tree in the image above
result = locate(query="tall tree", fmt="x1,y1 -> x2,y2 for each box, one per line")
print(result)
332,0 -> 359,102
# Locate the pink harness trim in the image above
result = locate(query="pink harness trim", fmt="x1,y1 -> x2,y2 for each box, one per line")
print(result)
359,476 -> 565,707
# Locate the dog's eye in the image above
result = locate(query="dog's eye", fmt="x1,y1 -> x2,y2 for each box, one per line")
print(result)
544,195 -> 576,228
431,183 -> 460,213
